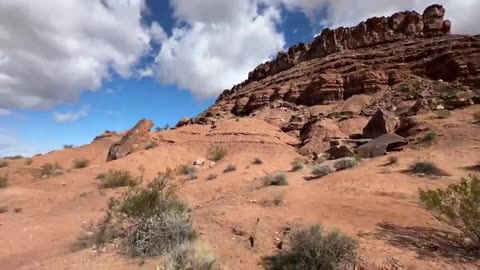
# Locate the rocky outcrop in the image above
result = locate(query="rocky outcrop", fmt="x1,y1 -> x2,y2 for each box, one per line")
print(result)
356,134 -> 408,158
363,109 -> 400,139
107,119 -> 155,161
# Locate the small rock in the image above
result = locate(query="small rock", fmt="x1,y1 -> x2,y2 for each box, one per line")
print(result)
209,161 -> 216,168
436,104 -> 445,110
194,158 -> 205,165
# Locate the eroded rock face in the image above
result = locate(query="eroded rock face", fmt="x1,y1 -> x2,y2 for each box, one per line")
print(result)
363,109 -> 400,139
107,119 -> 155,161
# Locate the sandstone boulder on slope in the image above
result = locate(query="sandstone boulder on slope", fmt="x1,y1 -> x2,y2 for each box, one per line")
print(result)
107,119 -> 155,161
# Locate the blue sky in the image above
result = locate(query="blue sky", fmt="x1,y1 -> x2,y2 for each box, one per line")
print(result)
0,0 -> 478,157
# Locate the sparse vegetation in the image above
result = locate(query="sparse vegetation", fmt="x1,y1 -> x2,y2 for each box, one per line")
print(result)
159,240 -> 220,270
271,193 -> 284,207
0,161 -> 8,168
252,157 -> 263,165
262,224 -> 358,270
0,206 -> 8,214
311,164 -> 333,178
409,161 -> 447,177
206,174 -> 217,181
315,155 -> 328,164
178,164 -> 197,176
223,164 -> 237,173
78,172 -> 196,255
72,159 -> 89,169
0,175 -> 8,189
420,175 -> 480,248
186,172 -> 198,181
291,158 -> 305,171
4,155 -> 23,160
98,170 -> 138,189
420,131 -> 438,144
40,163 -> 63,178
387,156 -> 399,165
96,173 -> 107,180
208,145 -> 226,161
63,144 -> 74,149
334,157 -> 358,171
145,141 -> 158,150
263,172 -> 288,186
24,158 -> 33,165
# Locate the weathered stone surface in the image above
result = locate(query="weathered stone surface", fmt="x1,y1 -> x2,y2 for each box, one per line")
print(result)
93,130 -> 117,142
444,90 -> 476,109
356,134 -> 408,158
107,119 -> 154,161
363,109 -> 400,139
299,119 -> 346,156
326,145 -> 356,159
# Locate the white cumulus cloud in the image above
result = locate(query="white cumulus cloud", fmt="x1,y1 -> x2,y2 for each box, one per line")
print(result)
0,0 -> 153,110
53,108 -> 89,123
152,0 -> 285,98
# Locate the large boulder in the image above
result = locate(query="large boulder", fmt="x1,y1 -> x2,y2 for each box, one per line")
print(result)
299,119 -> 346,156
356,134 -> 408,158
363,109 -> 400,139
107,119 -> 155,161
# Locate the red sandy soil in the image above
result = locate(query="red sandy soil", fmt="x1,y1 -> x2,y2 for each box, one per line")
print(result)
1,106 -> 480,270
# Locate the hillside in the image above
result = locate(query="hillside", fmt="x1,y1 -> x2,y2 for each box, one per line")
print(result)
1,4 -> 480,270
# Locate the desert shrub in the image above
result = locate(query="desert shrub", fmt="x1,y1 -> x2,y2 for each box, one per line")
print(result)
291,158 -> 305,171
206,174 -> 217,181
420,175 -> 480,248
63,144 -> 74,149
0,206 -> 8,214
311,165 -> 333,178
73,159 -> 89,169
0,161 -> 8,168
0,175 -> 8,188
145,141 -> 158,150
24,158 -> 33,165
4,155 -> 23,160
409,161 -> 447,177
253,157 -> 263,165
178,164 -> 197,176
334,157 -> 358,171
40,163 -> 63,178
160,240 -> 220,270
223,164 -> 237,173
271,193 -> 284,207
315,155 -> 328,164
96,173 -> 107,180
98,170 -> 138,189
186,172 -> 198,181
263,172 -> 288,186
387,156 -> 399,165
474,111 -> 480,123
126,209 -> 195,257
262,224 -> 358,270
208,145 -> 226,161
420,131 -> 438,144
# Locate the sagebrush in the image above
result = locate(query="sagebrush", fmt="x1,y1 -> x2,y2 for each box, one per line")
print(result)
208,145 -> 226,161
334,157 -> 358,171
263,172 -> 288,186
420,175 -> 480,248
311,165 -> 333,178
262,224 -> 358,270
409,161 -> 447,177
98,170 -> 138,189
73,159 -> 89,169
40,163 -> 63,178
291,158 -> 305,171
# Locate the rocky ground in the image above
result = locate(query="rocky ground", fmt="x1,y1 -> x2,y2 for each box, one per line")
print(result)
1,4 -> 480,270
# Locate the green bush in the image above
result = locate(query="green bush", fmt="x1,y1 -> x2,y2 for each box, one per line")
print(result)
208,145 -> 226,161
73,159 -> 89,169
98,170 -> 138,189
420,175 -> 480,247
223,164 -> 237,173
311,165 -> 333,178
291,158 -> 305,172
409,161 -> 447,177
63,144 -> 74,149
206,174 -> 217,181
421,131 -> 438,144
263,173 -> 288,186
253,157 -> 263,165
334,157 -> 358,171
0,175 -> 7,188
160,240 -> 220,270
387,156 -> 398,165
178,164 -> 198,176
262,224 -> 358,270
40,163 -> 63,178
0,161 -> 8,168
4,155 -> 23,160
